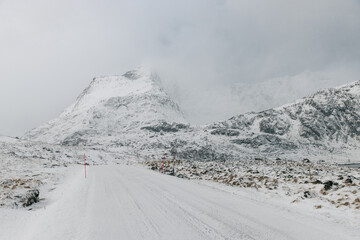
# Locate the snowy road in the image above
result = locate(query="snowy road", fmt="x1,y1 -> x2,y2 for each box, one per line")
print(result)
4,165 -> 359,240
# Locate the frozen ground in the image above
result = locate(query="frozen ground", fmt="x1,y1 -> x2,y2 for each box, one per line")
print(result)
0,136 -> 71,208
146,159 -> 360,225
1,164 -> 359,240
0,136 -> 123,208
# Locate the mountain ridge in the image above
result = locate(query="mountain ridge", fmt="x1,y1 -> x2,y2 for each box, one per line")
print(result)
22,68 -> 360,162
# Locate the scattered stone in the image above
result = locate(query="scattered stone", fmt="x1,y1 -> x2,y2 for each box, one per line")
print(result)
304,191 -> 311,198
345,178 -> 353,184
323,181 -> 334,191
22,189 -> 40,207
312,179 -> 322,184
144,159 -> 360,212
303,158 -> 311,163
176,174 -> 186,179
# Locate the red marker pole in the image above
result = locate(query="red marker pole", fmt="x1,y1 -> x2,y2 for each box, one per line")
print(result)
84,154 -> 87,179
161,154 -> 165,174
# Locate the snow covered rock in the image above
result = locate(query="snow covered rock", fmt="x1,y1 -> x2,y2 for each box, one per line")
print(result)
22,189 -> 40,207
22,68 -> 360,162
23,67 -> 186,147
207,80 -> 360,160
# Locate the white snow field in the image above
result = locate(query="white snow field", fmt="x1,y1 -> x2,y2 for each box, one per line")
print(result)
1,165 -> 359,240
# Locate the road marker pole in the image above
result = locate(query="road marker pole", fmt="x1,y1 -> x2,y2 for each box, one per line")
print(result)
161,154 -> 166,174
84,154 -> 87,179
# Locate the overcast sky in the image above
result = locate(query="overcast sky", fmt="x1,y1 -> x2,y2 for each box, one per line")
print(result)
1,0 -> 360,136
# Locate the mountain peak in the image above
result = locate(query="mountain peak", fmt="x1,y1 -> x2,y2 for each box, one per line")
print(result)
23,67 -> 186,145
70,68 -> 163,115
121,66 -> 155,80
91,66 -> 159,86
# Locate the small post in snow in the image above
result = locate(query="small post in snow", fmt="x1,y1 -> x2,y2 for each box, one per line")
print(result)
161,154 -> 166,174
84,154 -> 87,179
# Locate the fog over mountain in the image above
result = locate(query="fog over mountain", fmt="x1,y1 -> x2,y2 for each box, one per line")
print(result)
22,67 -> 360,162
1,0 -> 360,136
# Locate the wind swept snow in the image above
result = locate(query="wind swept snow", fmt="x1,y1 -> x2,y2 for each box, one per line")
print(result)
1,165 -> 359,240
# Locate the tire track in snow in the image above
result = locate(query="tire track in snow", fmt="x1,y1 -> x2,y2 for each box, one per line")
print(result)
7,165 -> 357,240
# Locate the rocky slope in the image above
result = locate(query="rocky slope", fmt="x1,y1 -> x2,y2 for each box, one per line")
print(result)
23,67 -> 186,147
206,80 -> 360,161
230,72 -> 350,116
22,68 -> 360,162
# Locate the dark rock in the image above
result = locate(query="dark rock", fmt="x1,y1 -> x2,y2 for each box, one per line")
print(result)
231,135 -> 297,151
210,128 -> 240,137
303,158 -> 311,163
122,70 -> 142,80
176,174 -> 188,179
61,131 -> 89,146
177,145 -> 231,161
259,116 -> 290,135
141,121 -> 189,133
167,169 -> 175,176
345,178 -> 353,184
304,191 -> 312,198
312,180 -> 322,184
323,181 -> 334,191
22,189 -> 40,207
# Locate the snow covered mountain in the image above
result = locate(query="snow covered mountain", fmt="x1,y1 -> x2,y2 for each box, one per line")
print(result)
23,67 -> 186,147
23,67 -> 360,162
113,79 -> 360,162
206,80 -> 360,161
230,72 -> 350,115
175,71 -> 351,125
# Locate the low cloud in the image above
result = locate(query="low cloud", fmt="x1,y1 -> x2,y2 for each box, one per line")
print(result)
0,0 -> 360,135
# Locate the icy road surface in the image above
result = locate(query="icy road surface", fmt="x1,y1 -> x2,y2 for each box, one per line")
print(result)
3,165 -> 359,240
